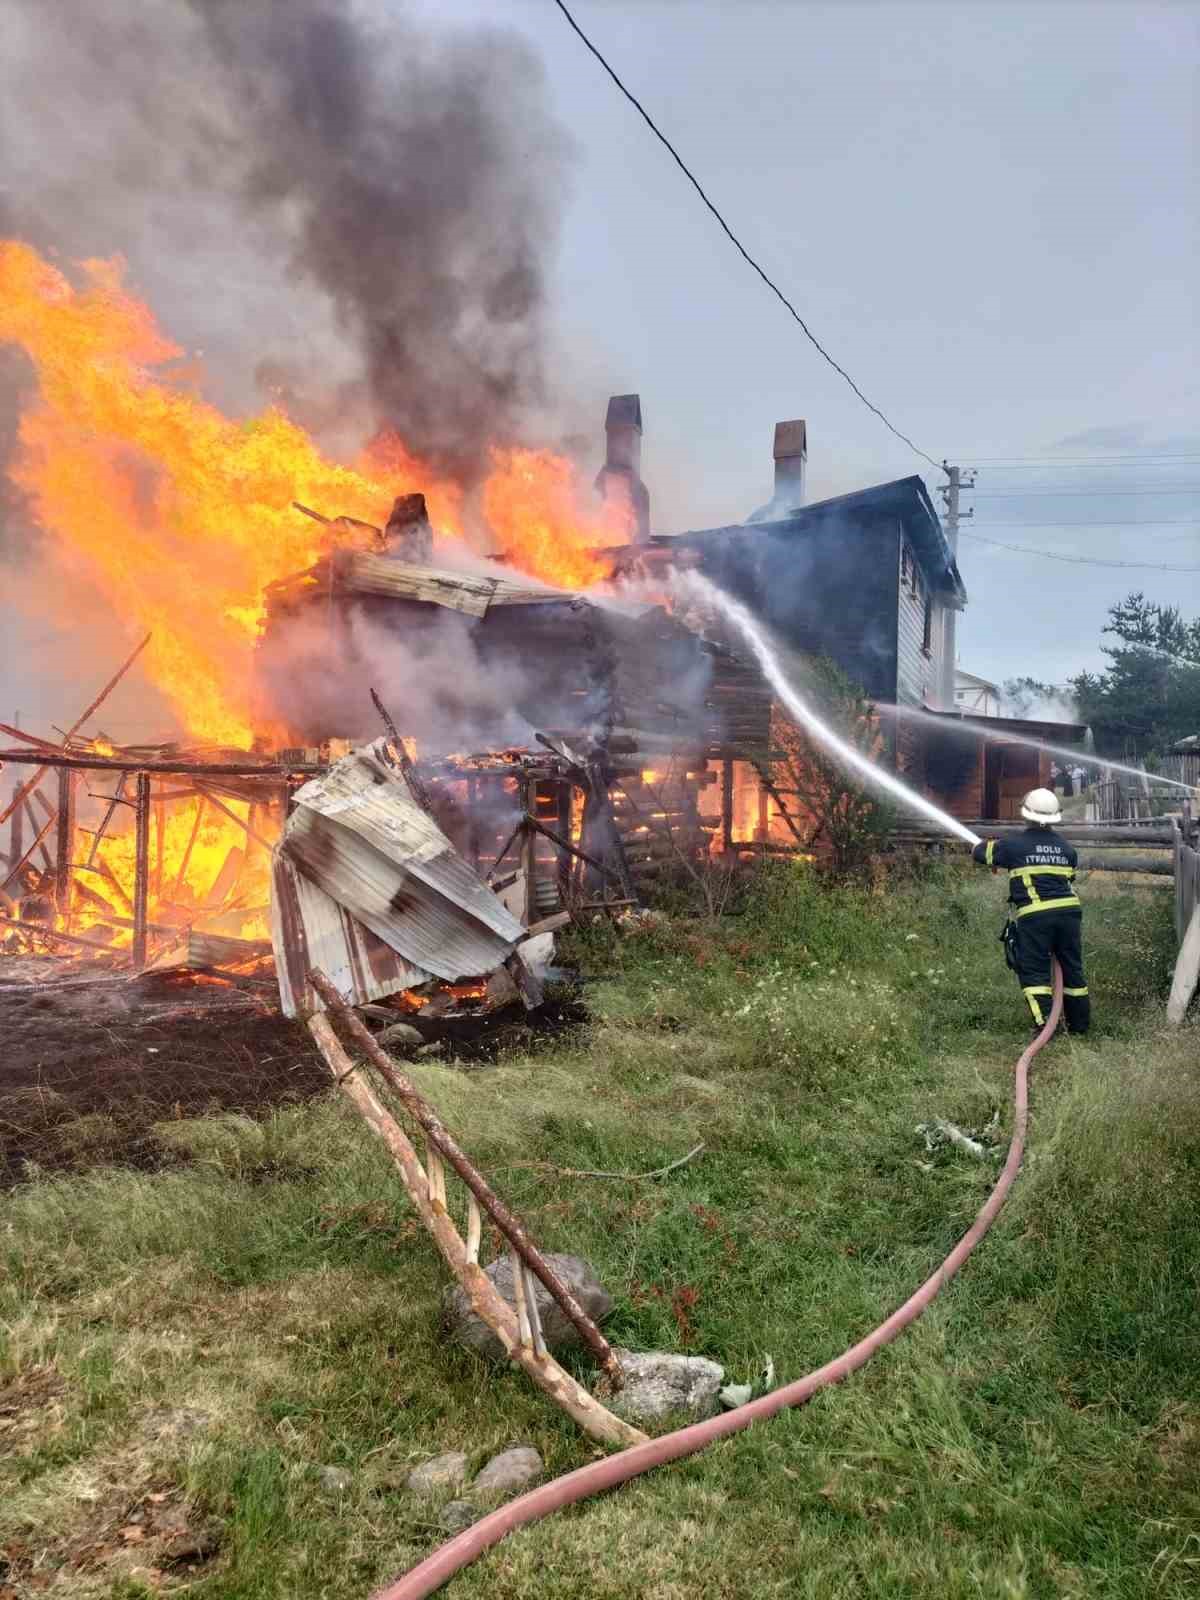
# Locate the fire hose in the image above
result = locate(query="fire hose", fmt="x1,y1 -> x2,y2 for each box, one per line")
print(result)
373,960 -> 1064,1600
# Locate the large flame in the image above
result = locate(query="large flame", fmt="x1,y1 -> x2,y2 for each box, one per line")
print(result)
483,446 -> 631,589
0,240 -> 628,750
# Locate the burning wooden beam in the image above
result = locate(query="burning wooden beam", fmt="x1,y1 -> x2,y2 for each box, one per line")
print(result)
0,632 -> 151,829
132,772 -> 151,970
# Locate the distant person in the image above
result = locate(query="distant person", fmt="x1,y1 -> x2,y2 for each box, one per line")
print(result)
1063,767 -> 1075,797
972,787 -> 1090,1035
1073,764 -> 1088,793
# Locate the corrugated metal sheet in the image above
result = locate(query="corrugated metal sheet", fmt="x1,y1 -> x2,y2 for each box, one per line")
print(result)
146,930 -> 273,974
271,852 -> 431,1019
275,739 -> 525,991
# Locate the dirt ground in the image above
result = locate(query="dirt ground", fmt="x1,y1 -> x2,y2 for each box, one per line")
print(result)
0,956 -> 587,1187
0,956 -> 329,1186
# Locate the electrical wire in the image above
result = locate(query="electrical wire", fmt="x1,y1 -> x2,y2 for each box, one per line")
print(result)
969,518 -> 1199,527
959,529 -> 1200,571
551,0 -> 941,470
948,453 -> 1200,466
973,487 -> 1200,498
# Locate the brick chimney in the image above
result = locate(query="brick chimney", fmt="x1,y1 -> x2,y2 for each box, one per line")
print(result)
772,419 -> 807,508
595,393 -> 651,543
747,418 -> 807,522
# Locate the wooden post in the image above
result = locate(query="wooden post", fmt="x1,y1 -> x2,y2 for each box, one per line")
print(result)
555,780 -> 573,902
132,772 -> 151,970
522,779 -> 537,925
721,756 -> 734,853
305,1009 -> 643,1449
466,776 -> 480,869
8,783 -> 23,875
54,768 -> 76,923
308,969 -> 624,1384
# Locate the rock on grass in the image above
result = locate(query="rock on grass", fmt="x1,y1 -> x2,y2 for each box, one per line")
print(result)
609,1349 -> 725,1424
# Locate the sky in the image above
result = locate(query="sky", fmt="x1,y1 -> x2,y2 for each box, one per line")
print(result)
431,0 -> 1199,689
1,0 -> 1197,735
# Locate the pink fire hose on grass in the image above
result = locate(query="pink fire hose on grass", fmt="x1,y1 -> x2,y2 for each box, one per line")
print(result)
374,962 -> 1064,1600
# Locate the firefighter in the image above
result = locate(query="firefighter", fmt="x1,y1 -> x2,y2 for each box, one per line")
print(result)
972,787 -> 1090,1034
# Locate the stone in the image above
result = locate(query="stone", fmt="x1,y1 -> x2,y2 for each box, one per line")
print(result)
438,1500 -> 478,1534
377,1021 -> 424,1052
472,1446 -> 543,1500
316,1465 -> 352,1493
406,1451 -> 469,1497
609,1349 -> 726,1424
443,1254 -> 613,1361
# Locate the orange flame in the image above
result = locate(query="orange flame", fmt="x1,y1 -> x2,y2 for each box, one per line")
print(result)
483,446 -> 630,589
0,241 -> 629,751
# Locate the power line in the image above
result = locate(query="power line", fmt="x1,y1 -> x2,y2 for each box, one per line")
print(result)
551,0 -> 941,470
974,486 -> 1200,498
970,518 -> 1199,527
950,453 -> 1200,466
960,529 -> 1200,571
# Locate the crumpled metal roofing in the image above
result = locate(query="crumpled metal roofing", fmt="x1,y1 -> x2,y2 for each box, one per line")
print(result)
271,739 -> 526,1010
271,851 -> 432,1019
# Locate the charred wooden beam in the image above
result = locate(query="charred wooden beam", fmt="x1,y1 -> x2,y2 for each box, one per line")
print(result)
193,783 -> 275,853
0,749 -> 324,778
1,807 -> 56,896
0,633 -> 152,829
132,773 -> 151,971
0,913 -> 122,955
54,769 -> 76,923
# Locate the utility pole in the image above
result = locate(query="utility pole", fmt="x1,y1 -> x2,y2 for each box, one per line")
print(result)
937,463 -> 975,710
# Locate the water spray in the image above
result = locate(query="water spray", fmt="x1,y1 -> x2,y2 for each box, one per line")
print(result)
678,572 -> 983,847
880,701 -> 1195,794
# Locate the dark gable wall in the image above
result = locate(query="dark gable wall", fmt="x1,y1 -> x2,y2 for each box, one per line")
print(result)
690,513 -> 901,702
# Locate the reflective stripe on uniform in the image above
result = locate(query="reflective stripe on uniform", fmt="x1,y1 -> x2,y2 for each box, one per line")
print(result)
1022,985 -> 1049,1022
1016,895 -> 1081,917
1008,865 -> 1075,878
985,839 -> 995,866
1063,986 -> 1089,997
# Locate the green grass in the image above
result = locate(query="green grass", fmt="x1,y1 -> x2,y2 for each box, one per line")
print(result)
2,862 -> 1198,1598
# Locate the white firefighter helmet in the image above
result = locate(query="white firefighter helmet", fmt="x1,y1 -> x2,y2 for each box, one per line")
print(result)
1020,787 -> 1062,825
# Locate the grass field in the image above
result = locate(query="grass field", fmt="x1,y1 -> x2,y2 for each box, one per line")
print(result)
2,862 -> 1198,1598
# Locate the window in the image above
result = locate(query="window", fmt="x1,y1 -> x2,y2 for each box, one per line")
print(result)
900,542 -> 914,592
922,591 -> 934,656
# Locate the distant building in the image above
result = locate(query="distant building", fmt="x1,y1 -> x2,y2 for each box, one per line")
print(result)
954,669 -> 1001,718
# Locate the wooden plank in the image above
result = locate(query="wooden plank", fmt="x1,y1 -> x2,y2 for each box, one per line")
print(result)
1167,902 -> 1200,1025
54,770 -> 76,923
132,773 -> 151,970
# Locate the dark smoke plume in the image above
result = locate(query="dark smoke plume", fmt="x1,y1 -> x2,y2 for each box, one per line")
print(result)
1,0 -> 574,481
192,0 -> 574,479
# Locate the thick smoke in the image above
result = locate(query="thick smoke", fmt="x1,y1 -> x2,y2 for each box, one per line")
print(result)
1,0 -> 574,480
192,0 -> 574,479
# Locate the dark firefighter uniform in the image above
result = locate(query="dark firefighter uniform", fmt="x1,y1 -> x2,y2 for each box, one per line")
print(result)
972,827 -> 1090,1032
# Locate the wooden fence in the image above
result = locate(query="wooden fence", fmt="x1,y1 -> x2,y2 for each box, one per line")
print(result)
1169,801 -> 1200,1024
